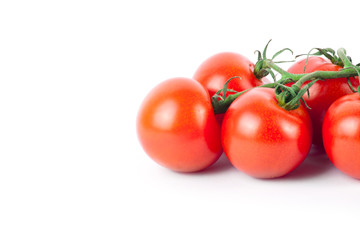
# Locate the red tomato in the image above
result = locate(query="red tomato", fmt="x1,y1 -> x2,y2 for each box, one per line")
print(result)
193,52 -> 266,98
221,88 -> 312,178
137,77 -> 222,172
323,93 -> 360,179
288,56 -> 359,146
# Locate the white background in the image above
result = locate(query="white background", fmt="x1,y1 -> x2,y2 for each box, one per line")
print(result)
1,0 -> 360,239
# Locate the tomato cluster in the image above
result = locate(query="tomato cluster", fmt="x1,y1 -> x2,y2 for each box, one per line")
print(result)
137,51 -> 360,179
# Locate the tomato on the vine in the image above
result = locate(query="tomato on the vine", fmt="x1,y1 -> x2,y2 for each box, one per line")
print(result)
137,77 -> 222,172
221,88 -> 312,178
288,56 -> 359,146
323,93 -> 360,179
193,52 -> 269,124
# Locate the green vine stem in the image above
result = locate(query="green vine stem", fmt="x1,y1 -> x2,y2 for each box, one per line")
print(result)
212,48 -> 360,114
212,82 -> 277,114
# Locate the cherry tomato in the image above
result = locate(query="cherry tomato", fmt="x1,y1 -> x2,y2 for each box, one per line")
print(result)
193,52 -> 266,98
288,56 -> 359,146
221,88 -> 312,178
194,52 -> 268,126
323,93 -> 360,179
137,77 -> 222,172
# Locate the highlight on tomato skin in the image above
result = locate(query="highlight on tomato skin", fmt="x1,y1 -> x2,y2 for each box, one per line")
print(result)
193,52 -> 267,99
322,93 -> 360,179
221,88 -> 313,179
136,77 -> 222,173
288,56 -> 360,147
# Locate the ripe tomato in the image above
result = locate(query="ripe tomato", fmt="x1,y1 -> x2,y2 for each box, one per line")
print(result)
323,93 -> 360,179
193,52 -> 266,98
288,56 -> 359,146
137,77 -> 222,172
221,88 -> 312,178
193,52 -> 268,126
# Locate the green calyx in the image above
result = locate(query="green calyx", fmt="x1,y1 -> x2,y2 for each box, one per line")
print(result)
274,81 -> 319,111
254,59 -> 270,79
253,39 -> 294,81
296,47 -> 353,69
275,84 -> 301,111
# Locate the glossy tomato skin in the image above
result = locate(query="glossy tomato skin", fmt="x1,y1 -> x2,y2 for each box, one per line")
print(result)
288,56 -> 359,146
137,77 -> 222,172
323,93 -> 360,179
221,88 -> 312,178
193,52 -> 265,98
